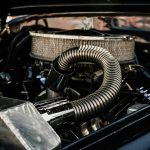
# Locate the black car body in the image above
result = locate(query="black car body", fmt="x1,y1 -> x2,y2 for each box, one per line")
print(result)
0,0 -> 150,150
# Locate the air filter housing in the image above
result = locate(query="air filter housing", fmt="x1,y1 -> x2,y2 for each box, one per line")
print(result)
30,30 -> 135,63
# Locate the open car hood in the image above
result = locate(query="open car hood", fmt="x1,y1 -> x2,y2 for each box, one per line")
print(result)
1,0 -> 150,16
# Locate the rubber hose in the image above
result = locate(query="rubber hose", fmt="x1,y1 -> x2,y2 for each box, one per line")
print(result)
58,45 -> 122,121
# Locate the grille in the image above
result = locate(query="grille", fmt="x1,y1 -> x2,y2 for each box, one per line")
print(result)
30,30 -> 135,63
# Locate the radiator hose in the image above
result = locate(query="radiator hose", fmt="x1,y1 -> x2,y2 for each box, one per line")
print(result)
47,45 -> 122,122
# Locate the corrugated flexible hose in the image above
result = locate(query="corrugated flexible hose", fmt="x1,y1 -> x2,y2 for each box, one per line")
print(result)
57,45 -> 122,122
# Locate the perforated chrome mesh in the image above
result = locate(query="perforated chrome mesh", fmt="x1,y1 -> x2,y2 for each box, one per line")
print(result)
30,32 -> 135,63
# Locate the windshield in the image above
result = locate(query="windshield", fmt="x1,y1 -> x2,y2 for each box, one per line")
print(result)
112,16 -> 150,30
6,15 -> 150,32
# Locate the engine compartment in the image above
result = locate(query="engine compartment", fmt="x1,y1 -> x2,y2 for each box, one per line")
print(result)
0,15 -> 150,149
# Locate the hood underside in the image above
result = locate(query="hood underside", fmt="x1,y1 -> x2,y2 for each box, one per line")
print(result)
1,0 -> 150,16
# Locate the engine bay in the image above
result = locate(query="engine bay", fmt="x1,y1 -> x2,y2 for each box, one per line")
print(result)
0,15 -> 150,149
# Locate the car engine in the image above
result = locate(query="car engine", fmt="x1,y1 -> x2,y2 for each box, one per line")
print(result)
0,15 -> 150,149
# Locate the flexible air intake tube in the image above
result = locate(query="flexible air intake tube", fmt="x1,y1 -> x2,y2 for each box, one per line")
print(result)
57,45 -> 122,122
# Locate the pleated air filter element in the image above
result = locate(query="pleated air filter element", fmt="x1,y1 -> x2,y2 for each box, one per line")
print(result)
30,30 -> 135,63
